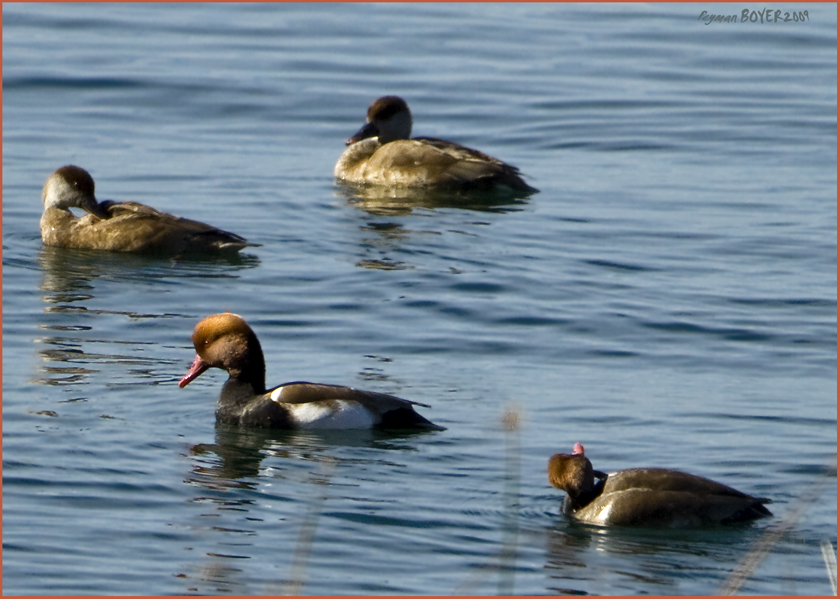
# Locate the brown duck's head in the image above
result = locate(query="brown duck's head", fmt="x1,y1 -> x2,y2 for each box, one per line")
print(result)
42,165 -> 109,219
548,449 -> 596,498
179,313 -> 266,392
347,95 -> 413,146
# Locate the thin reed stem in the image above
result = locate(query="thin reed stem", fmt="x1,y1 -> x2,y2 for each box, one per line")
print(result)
498,406 -> 522,596
284,458 -> 336,596
822,541 -> 837,596
721,456 -> 837,595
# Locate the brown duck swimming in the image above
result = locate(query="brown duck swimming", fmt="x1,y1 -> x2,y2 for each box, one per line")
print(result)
179,313 -> 444,430
547,443 -> 772,527
40,165 -> 258,254
335,96 -> 537,192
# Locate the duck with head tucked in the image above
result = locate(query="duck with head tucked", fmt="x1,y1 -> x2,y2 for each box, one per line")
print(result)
335,96 -> 537,192
179,313 -> 444,430
40,165 -> 258,255
547,443 -> 772,527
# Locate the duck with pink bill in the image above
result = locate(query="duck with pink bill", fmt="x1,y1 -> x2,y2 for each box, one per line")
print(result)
548,443 -> 772,527
179,313 -> 444,431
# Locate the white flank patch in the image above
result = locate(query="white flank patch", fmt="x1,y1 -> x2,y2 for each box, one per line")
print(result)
595,503 -> 613,524
287,401 -> 376,430
270,387 -> 285,402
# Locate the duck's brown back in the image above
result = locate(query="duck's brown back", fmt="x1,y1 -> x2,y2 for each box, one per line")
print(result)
603,468 -> 757,498
572,468 -> 771,527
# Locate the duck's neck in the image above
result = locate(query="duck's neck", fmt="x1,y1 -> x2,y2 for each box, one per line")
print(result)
217,349 -> 266,422
568,477 -> 606,511
227,334 -> 267,396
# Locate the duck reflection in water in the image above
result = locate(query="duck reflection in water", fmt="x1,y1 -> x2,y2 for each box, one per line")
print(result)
335,179 -> 533,217
334,175 -> 532,272
187,423 -> 434,484
182,423 -> 434,595
38,243 -> 259,304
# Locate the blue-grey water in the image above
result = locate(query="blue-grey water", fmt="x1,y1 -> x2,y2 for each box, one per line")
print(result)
2,3 -> 836,595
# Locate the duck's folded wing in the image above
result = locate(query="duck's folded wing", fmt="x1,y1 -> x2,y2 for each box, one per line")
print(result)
94,201 -> 258,251
96,200 -> 172,220
269,382 -> 431,410
604,468 -> 764,500
413,137 -> 534,189
102,202 -> 242,235
414,137 -> 506,166
411,138 -> 507,181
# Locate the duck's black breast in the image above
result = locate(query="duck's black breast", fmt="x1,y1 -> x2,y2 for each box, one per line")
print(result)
236,398 -> 294,428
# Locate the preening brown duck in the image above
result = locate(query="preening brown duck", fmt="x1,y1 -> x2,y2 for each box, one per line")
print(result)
40,165 -> 258,255
179,313 -> 444,430
547,443 -> 772,527
335,96 -> 538,192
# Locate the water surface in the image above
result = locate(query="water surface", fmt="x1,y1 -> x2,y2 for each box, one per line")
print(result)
3,3 -> 836,595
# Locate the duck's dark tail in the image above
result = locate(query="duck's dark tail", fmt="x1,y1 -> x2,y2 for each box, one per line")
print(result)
724,497 -> 773,524
378,406 -> 446,431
